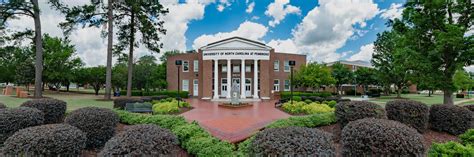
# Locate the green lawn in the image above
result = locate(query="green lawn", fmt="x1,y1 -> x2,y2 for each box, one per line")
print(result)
0,91 -> 113,111
363,94 -> 472,106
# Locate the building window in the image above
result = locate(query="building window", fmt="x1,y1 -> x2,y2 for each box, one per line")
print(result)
233,65 -> 240,73
245,65 -> 251,72
284,80 -> 290,91
284,60 -> 290,72
222,65 -> 227,72
183,60 -> 189,72
182,80 -> 189,91
193,60 -> 198,72
273,79 -> 280,92
274,60 -> 279,71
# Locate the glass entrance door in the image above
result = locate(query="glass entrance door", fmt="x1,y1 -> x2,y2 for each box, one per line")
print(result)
231,78 -> 240,94
245,78 -> 251,97
221,78 -> 228,97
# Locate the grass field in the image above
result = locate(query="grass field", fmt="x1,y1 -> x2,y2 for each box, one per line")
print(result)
0,91 -> 113,111
352,93 -> 473,106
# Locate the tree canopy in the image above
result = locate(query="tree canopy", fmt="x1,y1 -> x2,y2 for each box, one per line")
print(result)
294,63 -> 335,91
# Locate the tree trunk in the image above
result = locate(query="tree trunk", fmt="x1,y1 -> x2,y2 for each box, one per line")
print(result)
94,85 -> 99,96
396,84 -> 402,98
32,0 -> 43,98
104,0 -> 113,100
428,89 -> 432,97
66,82 -> 70,92
126,11 -> 135,97
443,89 -> 454,105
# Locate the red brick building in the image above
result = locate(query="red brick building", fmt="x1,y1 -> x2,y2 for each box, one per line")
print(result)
167,37 -> 306,100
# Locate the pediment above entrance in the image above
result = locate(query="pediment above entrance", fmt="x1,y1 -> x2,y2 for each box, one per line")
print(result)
200,37 -> 272,60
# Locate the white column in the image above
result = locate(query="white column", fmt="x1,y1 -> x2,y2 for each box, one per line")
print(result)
253,59 -> 259,99
213,59 -> 219,99
240,59 -> 246,98
226,59 -> 231,98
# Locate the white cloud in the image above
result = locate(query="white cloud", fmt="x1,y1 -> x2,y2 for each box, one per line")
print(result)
217,0 -> 231,12
161,1 -> 206,51
265,0 -> 301,27
380,3 -> 404,20
347,43 -> 374,61
267,39 -> 298,53
3,0 -> 210,66
246,2 -> 255,13
292,0 -> 379,62
192,21 -> 268,49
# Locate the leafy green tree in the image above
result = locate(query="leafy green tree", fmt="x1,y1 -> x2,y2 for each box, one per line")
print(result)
354,67 -> 378,95
133,55 -> 157,92
294,63 -> 336,92
42,34 -> 83,91
0,0 -> 49,98
0,46 -> 18,84
76,66 -> 106,95
331,62 -> 353,95
159,50 -> 180,63
372,31 -> 413,98
454,70 -> 473,93
397,1 -> 473,105
112,62 -> 128,92
53,0 -> 168,97
50,0 -> 115,100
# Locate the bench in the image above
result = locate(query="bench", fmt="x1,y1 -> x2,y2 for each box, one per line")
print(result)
125,102 -> 153,113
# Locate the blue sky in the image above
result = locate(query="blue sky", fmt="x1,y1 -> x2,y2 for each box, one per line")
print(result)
179,0 -> 405,62
6,0 -> 407,66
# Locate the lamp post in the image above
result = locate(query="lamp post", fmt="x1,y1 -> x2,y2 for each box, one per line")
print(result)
289,60 -> 296,104
175,60 -> 182,107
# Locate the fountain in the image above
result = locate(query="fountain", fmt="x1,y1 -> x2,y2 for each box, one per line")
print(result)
219,80 -> 251,107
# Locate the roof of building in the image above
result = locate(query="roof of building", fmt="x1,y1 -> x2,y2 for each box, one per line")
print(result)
205,36 -> 267,47
326,60 -> 373,68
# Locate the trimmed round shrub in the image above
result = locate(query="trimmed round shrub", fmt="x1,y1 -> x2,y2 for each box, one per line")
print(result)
100,124 -> 179,156
335,101 -> 386,126
430,104 -> 474,135
65,107 -> 119,149
250,127 -> 335,156
113,97 -> 143,109
3,124 -> 86,156
0,107 -> 44,144
21,98 -> 67,124
342,118 -> 425,156
386,100 -> 430,133
464,104 -> 474,112
0,102 -> 6,109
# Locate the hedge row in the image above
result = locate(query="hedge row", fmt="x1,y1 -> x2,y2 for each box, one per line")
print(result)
2,124 -> 87,156
100,124 -> 179,156
342,118 -> 425,156
237,112 -> 337,156
250,127 -> 335,156
430,104 -> 473,135
280,91 -> 333,99
119,90 -> 189,98
429,129 -> 474,156
114,110 -> 235,156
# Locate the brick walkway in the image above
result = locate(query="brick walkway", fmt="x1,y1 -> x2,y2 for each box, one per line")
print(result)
181,99 -> 290,143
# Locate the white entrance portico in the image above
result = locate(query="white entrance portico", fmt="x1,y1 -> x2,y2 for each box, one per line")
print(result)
200,37 -> 272,101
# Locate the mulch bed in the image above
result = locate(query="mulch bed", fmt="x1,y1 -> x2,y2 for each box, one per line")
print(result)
316,123 -> 459,157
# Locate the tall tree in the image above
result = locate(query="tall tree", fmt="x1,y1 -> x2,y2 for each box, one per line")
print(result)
398,1 -> 473,105
50,0 -> 115,99
454,69 -> 473,93
354,67 -> 378,95
331,62 -> 353,95
0,0 -> 47,98
294,63 -> 336,92
54,0 -> 168,97
42,34 -> 83,91
372,30 -> 413,98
